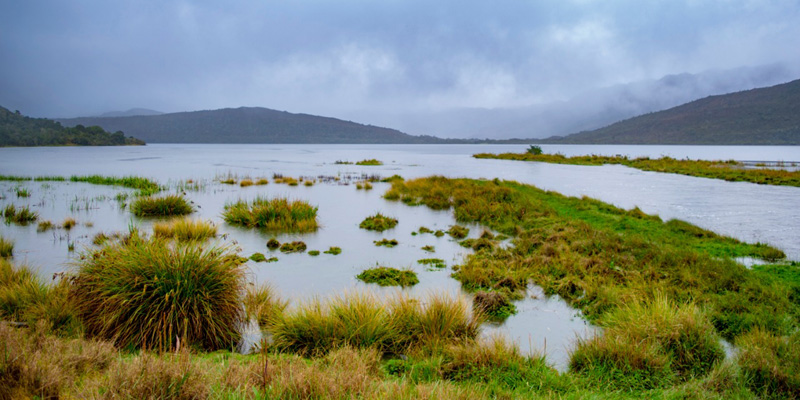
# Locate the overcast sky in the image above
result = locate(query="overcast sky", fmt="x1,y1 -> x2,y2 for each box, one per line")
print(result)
2,0 -> 799,119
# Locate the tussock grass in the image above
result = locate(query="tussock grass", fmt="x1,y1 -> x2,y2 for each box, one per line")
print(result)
0,237 -> 12,258
15,187 -> 30,198
250,252 -> 267,262
152,218 -> 217,241
374,238 -> 398,247
61,217 -> 77,230
357,267 -> 418,287
324,246 -> 342,255
356,159 -> 383,166
280,241 -> 307,253
36,220 -> 53,232
2,204 -> 38,225
244,283 -> 287,328
737,328 -> 800,398
272,292 -> 480,356
359,213 -> 398,232
417,258 -> 446,270
474,152 -> 800,187
69,235 -> 245,350
266,238 -> 281,249
472,291 -> 517,321
130,194 -> 193,217
448,225 -> 469,239
569,294 -> 724,390
223,196 -> 319,232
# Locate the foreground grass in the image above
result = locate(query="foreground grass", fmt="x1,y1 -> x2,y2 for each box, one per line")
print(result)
474,152 -> 800,187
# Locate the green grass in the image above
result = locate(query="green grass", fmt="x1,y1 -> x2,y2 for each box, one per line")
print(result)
250,252 -> 267,262
308,250 -> 320,256
0,236 -> 12,258
474,152 -> 800,187
374,238 -> 399,247
418,258 -> 446,270
324,246 -> 342,255
15,187 -> 30,198
384,177 -> 796,343
130,194 -> 193,217
447,225 -> 470,239
69,174 -> 162,195
152,218 -> 217,241
357,267 -> 419,287
2,204 -> 38,225
70,234 -> 245,350
359,213 -> 398,232
279,241 -> 307,253
244,283 -> 287,329
266,238 -> 281,249
223,196 -> 319,232
472,291 -> 517,321
736,328 -> 800,398
356,159 -> 383,166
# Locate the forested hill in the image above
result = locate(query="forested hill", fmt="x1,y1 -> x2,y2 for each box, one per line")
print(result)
57,107 -> 450,144
540,79 -> 800,145
0,106 -> 145,147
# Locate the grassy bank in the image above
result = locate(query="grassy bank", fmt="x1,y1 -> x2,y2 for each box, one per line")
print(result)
474,152 -> 800,187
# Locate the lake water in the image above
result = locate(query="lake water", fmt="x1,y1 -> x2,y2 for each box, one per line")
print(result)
1,143 -> 798,370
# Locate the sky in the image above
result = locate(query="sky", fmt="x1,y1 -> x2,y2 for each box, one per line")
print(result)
2,0 -> 800,121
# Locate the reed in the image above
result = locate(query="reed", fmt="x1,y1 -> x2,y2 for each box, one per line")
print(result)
223,196 -> 318,232
69,235 -> 245,350
130,194 -> 193,217
447,225 -> 469,239
152,218 -> 217,241
61,217 -> 77,230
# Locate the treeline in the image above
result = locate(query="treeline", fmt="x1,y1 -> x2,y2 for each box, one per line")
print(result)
0,106 -> 145,147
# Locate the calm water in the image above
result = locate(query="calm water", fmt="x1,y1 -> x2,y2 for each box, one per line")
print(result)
1,143 -> 798,369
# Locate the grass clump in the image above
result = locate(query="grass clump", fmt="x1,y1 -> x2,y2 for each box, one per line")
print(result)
448,225 -> 470,239
130,194 -> 193,217
60,217 -> 77,230
244,283 -> 287,328
418,258 -> 446,270
324,246 -> 342,255
357,267 -> 419,287
36,220 -> 53,232
239,179 -> 253,187
569,294 -> 724,390
356,159 -> 383,166
359,213 -> 398,232
271,292 -> 479,356
69,235 -> 245,350
266,238 -> 281,249
472,291 -> 517,321
421,245 -> 435,252
737,328 -> 800,398
374,238 -> 398,248
280,241 -> 307,253
15,187 -> 30,198
2,204 -> 38,225
152,218 -> 217,241
0,237 -> 12,258
308,250 -> 320,256
223,196 -> 319,232
250,252 -> 267,262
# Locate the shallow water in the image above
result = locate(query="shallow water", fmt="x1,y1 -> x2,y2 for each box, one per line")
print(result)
1,143 -> 798,370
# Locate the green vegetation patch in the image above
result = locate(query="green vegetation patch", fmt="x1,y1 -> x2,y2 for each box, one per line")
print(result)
472,291 -> 517,321
153,218 -> 216,241
359,213 -> 398,232
2,204 -> 38,225
0,236 -> 12,258
447,225 -> 470,239
308,250 -> 320,256
356,159 -> 383,166
70,234 -> 245,350
223,196 -> 318,232
279,241 -> 307,253
374,238 -> 398,248
475,152 -> 800,187
736,328 -> 800,398
418,258 -> 446,270
266,238 -> 281,250
323,246 -> 342,255
356,267 -> 419,287
250,252 -> 267,262
130,194 -> 193,217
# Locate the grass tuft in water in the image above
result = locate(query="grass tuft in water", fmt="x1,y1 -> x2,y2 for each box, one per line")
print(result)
152,218 -> 216,241
223,196 -> 318,232
250,252 -> 267,262
0,236 -> 12,258
374,238 -> 398,248
69,235 -> 245,350
472,291 -> 517,321
280,241 -> 307,253
266,238 -> 281,250
359,213 -> 398,232
324,246 -> 342,255
69,175 -> 161,195
36,220 -> 53,232
2,204 -> 38,225
421,245 -> 435,253
417,258 -> 446,270
447,225 -> 469,239
356,159 -> 383,166
130,195 -> 193,217
357,267 -> 418,287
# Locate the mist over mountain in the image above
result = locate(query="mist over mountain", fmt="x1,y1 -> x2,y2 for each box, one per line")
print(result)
540,78 -> 800,145
362,63 -> 800,140
57,107 -> 451,144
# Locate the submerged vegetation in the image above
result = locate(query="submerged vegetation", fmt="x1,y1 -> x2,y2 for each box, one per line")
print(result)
359,213 -> 398,232
130,194 -> 193,217
223,196 -> 319,232
475,152 -> 800,187
356,267 -> 419,287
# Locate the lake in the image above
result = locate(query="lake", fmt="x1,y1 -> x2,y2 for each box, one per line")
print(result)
1,143 -> 798,369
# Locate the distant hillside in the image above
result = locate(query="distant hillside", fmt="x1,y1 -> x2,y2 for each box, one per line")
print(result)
542,79 -> 800,145
57,107 -> 450,144
0,106 -> 145,147
98,108 -> 163,118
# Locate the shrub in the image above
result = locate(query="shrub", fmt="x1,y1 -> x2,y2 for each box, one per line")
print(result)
308,250 -> 320,256
69,235 -> 245,350
737,328 -> 800,398
152,218 -> 216,241
130,195 -> 193,217
527,145 -> 543,155
356,267 -> 418,287
223,197 -> 318,232
250,252 -> 267,262
359,213 -> 398,232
